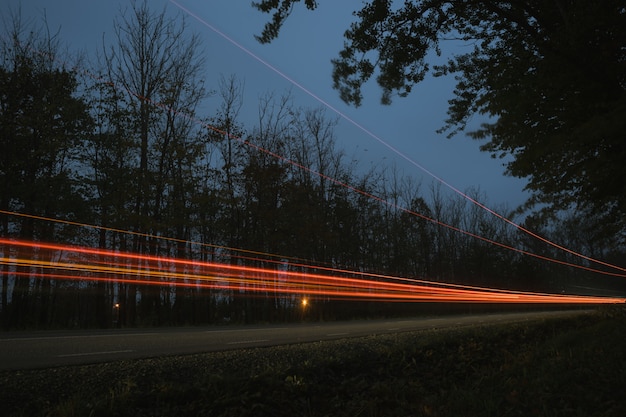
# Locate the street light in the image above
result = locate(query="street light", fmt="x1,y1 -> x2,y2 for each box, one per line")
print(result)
113,303 -> 120,327
300,298 -> 309,321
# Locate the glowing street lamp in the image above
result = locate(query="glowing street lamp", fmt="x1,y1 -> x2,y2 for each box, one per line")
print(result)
299,298 -> 309,321
113,303 -> 120,327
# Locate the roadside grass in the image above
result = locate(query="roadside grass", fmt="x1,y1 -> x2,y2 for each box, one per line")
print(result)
1,307 -> 624,416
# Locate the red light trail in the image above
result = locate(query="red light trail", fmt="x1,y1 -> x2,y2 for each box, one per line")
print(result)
10,30 -> 626,281
1,238 -> 623,305
4,22 -> 625,306
168,0 -> 626,277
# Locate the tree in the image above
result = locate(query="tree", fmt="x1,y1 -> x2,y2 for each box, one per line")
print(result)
103,0 -> 206,325
284,106 -> 342,263
83,73 -> 138,327
0,10 -> 92,328
254,1 -> 626,241
207,75 -> 247,253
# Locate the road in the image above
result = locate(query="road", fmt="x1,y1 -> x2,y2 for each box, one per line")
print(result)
0,309 -> 591,370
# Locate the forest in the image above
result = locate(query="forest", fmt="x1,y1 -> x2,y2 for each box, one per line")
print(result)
1,3 -> 624,330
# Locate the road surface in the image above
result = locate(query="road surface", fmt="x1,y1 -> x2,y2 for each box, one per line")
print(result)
0,309 -> 591,370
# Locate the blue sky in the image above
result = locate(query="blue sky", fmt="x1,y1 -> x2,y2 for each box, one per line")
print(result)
5,0 -> 530,211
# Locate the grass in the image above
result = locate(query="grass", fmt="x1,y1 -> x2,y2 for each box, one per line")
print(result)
1,306 -> 625,416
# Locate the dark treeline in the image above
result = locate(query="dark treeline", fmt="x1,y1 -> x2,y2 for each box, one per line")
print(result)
1,3 -> 624,329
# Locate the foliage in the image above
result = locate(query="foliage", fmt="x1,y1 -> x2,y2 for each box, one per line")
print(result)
253,0 -> 319,44
253,0 -> 626,241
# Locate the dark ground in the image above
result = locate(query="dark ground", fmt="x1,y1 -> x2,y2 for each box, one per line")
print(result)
1,306 -> 625,416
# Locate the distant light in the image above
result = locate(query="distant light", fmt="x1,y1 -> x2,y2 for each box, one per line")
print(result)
302,298 -> 308,307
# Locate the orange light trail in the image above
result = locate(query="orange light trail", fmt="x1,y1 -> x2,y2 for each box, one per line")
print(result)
1,238 -> 623,305
6,33 -> 626,301
9,31 -> 626,280
3,206 -> 626,284
169,0 -> 626,277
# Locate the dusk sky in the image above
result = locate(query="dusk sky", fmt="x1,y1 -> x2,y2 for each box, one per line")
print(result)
5,0 -> 530,212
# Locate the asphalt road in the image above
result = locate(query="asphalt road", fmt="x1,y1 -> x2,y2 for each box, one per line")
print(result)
0,309 -> 591,370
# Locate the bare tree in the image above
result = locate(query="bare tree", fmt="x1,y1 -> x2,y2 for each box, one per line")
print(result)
102,0 -> 206,325
1,9 -> 92,328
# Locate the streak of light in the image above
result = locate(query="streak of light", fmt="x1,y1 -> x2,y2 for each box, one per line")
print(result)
3,207 -> 625,281
0,209 -> 324,269
9,29 -> 625,279
5,22 -> 626,280
168,0 -> 626,276
3,210 -> 626,302
1,238 -> 623,305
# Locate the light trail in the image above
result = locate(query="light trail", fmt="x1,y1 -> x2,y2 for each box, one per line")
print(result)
168,0 -> 626,276
5,14 -> 625,294
0,210 -> 622,295
2,238 -> 623,305
0,209 -> 317,269
7,30 -> 624,281
1,212 -> 625,321
5,190 -> 626,282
